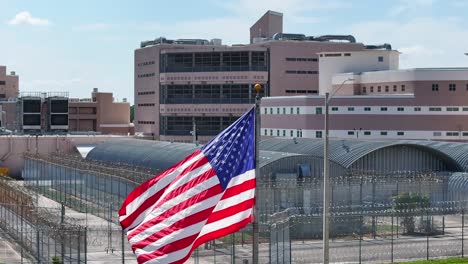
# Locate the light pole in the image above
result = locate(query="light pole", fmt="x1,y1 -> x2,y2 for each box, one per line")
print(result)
323,77 -> 354,264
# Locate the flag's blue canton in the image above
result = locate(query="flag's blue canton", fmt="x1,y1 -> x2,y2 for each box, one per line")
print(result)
202,107 -> 255,190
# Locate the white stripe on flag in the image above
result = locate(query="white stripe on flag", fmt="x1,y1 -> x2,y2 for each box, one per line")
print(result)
198,208 -> 253,238
121,152 -> 205,222
129,175 -> 220,242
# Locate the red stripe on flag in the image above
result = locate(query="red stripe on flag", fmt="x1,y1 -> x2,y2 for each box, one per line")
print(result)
127,181 -> 222,241
173,217 -> 253,264
219,178 -> 255,201
136,233 -> 199,264
132,206 -> 215,253
119,150 -> 201,215
120,152 -> 208,230
206,198 -> 254,224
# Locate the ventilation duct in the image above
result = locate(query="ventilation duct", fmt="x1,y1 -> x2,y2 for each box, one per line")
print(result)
365,43 -> 392,50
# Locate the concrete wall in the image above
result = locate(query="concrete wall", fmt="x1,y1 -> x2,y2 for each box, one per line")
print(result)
0,135 -> 128,178
319,50 -> 400,95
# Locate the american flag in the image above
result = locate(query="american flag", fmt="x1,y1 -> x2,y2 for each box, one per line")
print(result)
119,107 -> 256,264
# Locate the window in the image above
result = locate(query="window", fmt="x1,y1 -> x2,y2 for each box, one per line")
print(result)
316,131 -> 322,138
264,129 -> 267,135
264,108 -> 267,114
397,107 -> 404,111
270,129 -> 273,136
331,107 -> 338,111
393,85 -> 397,92
283,108 -> 286,114
364,107 -> 371,111
0,80 -> 5,85
429,107 -> 442,111
348,107 -> 355,111
447,107 -> 459,111
277,108 -> 280,114
414,107 -> 421,111
344,53 -> 351,56
385,86 -> 389,92
296,107 -> 300,114
297,130 -> 301,137
380,131 -> 388,136
433,132 -> 441,136
362,87 -> 367,93
446,132 -> 459,136
364,131 -> 371,136
432,84 -> 439,91
377,86 -> 381,92
290,107 -> 294,114
347,131 -> 355,135
401,85 -> 406,92
449,83 -> 457,91
283,130 -> 286,137
380,107 -> 388,111
397,132 -> 404,136
378,56 -> 384,62
370,86 -> 374,93
316,107 -> 322,114
290,130 -> 294,137
463,107 -> 468,111
277,130 -> 280,136
466,84 -> 468,91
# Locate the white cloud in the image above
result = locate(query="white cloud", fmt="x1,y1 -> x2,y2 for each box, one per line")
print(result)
388,0 -> 434,16
350,17 -> 468,68
75,23 -> 111,32
8,11 -> 50,26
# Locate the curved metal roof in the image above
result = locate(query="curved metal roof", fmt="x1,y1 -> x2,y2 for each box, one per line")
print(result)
86,138 -> 305,172
87,138 -> 468,173
260,138 -> 468,171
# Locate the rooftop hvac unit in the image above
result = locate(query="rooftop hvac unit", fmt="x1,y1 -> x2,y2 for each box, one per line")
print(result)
210,39 -> 222,45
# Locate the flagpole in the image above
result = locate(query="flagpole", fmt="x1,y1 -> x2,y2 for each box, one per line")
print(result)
253,83 -> 262,264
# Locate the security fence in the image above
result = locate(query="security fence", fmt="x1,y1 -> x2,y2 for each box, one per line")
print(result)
0,179 -> 86,264
13,153 -> 468,263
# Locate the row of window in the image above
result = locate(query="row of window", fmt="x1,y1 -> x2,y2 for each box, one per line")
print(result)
263,106 -> 468,114
285,70 -> 318,74
432,83 -> 468,92
285,90 -> 317,94
137,73 -> 155,78
363,84 -> 405,93
285,57 -> 318,62
137,103 -> 155,107
265,129 -> 468,138
137,91 -> 155,95
160,116 -> 238,136
137,61 -> 155,67
264,107 -> 301,115
160,51 -> 267,73
137,121 -> 155,124
265,129 -> 303,138
160,84 -> 265,104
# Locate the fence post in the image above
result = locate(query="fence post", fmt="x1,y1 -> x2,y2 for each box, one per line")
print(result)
359,214 -> 362,264
122,229 -> 125,264
463,210 -> 465,258
61,203 -> 65,263
391,213 -> 394,263
84,227 -> 87,264
426,210 -> 429,261
231,233 -> 235,264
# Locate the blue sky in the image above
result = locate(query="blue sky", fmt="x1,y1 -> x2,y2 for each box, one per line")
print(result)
1,0 -> 467,104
